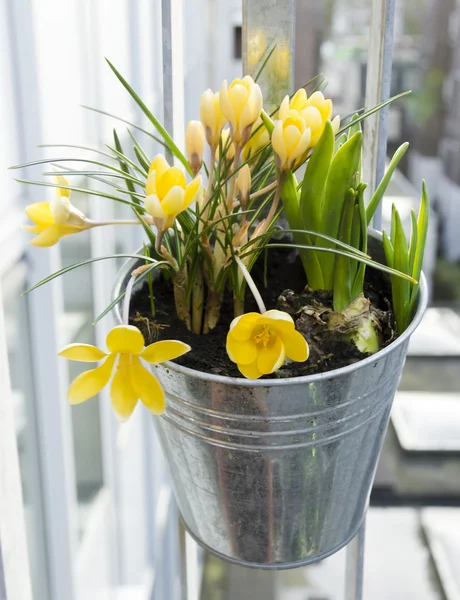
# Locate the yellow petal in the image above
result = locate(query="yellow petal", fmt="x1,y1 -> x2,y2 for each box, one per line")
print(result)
228,83 -> 250,121
271,121 -> 287,166
58,343 -> 107,362
54,175 -> 70,197
282,329 -> 309,362
258,310 -> 295,336
229,312 -> 260,341
226,333 -> 258,365
141,340 -> 191,363
145,170 -> 157,196
283,124 -> 302,157
67,354 -> 116,405
183,176 -> 202,210
161,186 -> 185,216
25,202 -> 54,227
219,80 -> 236,130
289,128 -> 311,162
332,115 -> 341,135
30,224 -> 64,247
238,360 -> 263,379
23,224 -> 41,233
110,356 -> 139,420
290,88 -> 307,112
257,336 -> 285,375
149,154 -> 170,177
200,89 -> 217,133
130,356 -> 165,414
106,325 -> 145,355
156,167 -> 186,200
239,83 -> 262,132
307,92 -> 332,121
145,194 -> 166,219
278,95 -> 290,121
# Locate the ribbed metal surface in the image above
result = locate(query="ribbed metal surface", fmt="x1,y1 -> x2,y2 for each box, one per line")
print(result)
113,236 -> 427,568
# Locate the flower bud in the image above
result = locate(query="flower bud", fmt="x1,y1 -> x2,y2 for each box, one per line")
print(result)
185,120 -> 205,176
236,164 -> 251,210
220,76 -> 263,146
200,90 -> 227,148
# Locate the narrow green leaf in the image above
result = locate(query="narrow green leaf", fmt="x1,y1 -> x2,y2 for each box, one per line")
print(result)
351,183 -> 368,298
334,133 -> 348,153
254,44 -> 277,82
113,129 -> 139,206
24,255 -> 170,295
260,109 -> 275,135
382,229 -> 394,268
348,113 -> 362,138
281,171 -> 324,289
408,181 -> 429,317
408,209 -> 418,275
392,208 -> 411,331
245,243 -> 416,283
300,121 -> 334,233
105,59 -> 192,175
366,142 -> 409,224
333,189 -> 356,311
14,178 -> 141,209
337,91 -> 411,137
319,131 -> 363,288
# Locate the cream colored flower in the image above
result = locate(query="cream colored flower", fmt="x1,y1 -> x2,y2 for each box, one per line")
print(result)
200,90 -> 227,148
144,155 -> 202,231
271,111 -> 311,171
220,76 -> 263,145
185,120 -> 205,176
279,89 -> 336,146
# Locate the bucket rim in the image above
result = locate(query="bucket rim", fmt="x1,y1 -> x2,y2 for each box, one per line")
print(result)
112,230 -> 428,387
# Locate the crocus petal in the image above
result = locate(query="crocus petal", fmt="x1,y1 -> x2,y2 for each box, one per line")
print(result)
183,176 -> 202,210
259,310 -> 295,331
23,224 -> 41,233
50,196 -> 71,225
238,360 -> 263,380
30,225 -> 64,247
25,202 -> 54,227
257,336 -> 285,375
67,354 -> 116,405
161,186 -> 185,216
332,115 -> 341,135
145,171 -> 157,196
110,356 -> 139,421
219,80 -> 236,130
283,124 -> 302,156
282,329 -> 309,362
149,154 -> 170,177
290,128 -> 311,162
145,195 -> 166,219
54,174 -> 71,198
226,334 -> 258,365
229,312 -> 261,341
239,83 -> 262,131
156,167 -> 186,200
141,340 -> 191,363
290,88 -> 307,112
200,89 -> 217,134
58,343 -> 107,362
130,356 -> 165,415
106,325 -> 145,355
271,121 -> 287,166
278,95 -> 290,121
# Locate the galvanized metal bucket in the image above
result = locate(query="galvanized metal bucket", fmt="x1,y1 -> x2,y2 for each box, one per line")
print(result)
113,236 -> 427,569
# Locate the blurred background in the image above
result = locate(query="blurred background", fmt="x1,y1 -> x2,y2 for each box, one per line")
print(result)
0,0 -> 459,599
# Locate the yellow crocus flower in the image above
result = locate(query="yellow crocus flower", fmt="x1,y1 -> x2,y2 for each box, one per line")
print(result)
24,176 -> 93,247
185,120 -> 205,176
200,90 -> 227,148
59,325 -> 191,419
236,164 -> 251,208
220,76 -> 263,145
242,117 -> 270,161
271,111 -> 311,171
226,310 -> 309,379
279,89 -> 338,146
144,154 -> 202,231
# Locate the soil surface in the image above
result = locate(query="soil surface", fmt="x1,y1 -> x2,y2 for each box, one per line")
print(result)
130,245 -> 397,378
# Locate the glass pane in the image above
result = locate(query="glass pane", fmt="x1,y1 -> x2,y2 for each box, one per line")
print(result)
3,265 -> 50,600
